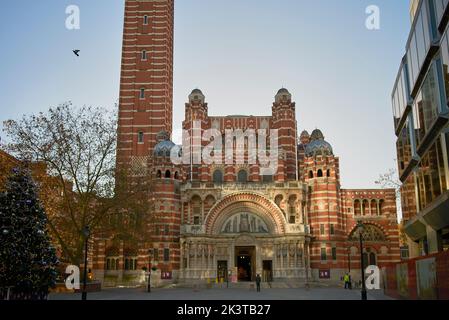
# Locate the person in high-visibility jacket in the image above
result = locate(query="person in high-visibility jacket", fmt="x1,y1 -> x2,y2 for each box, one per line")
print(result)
343,273 -> 350,289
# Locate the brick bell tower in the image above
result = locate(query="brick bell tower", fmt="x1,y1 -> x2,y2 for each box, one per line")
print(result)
117,0 -> 174,172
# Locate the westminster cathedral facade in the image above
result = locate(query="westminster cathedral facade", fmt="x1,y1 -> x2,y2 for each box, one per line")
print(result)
89,0 -> 400,287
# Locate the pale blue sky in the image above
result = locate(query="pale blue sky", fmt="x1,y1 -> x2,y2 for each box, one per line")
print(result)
0,0 -> 411,189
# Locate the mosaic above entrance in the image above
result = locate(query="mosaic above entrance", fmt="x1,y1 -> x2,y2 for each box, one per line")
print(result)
221,213 -> 270,234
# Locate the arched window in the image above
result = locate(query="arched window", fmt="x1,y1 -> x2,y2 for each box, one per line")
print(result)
288,195 -> 297,224
237,170 -> 248,183
174,171 -> 179,180
213,170 -> 223,184
362,200 -> 369,216
191,195 -> 202,224
165,170 -> 171,178
141,50 -> 147,61
369,252 -> 377,265
274,195 -> 283,208
317,169 -> 323,177
124,258 -> 137,270
157,170 -> 162,178
363,253 -> 369,268
105,247 -> 119,271
354,200 -> 361,215
326,169 -> 331,177
379,199 -> 385,215
204,195 -> 216,213
348,224 -> 386,242
370,200 -> 377,215
138,131 -> 144,143
309,171 -> 314,179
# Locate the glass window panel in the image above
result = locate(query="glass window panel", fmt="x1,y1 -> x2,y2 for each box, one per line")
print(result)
398,78 -> 404,116
436,0 -> 449,25
410,35 -> 420,86
401,175 -> 417,222
415,14 -> 427,66
440,32 -> 449,105
415,137 -> 447,211
397,118 -> 413,175
421,1 -> 431,48
321,248 -> 327,261
407,50 -> 415,87
412,63 -> 441,147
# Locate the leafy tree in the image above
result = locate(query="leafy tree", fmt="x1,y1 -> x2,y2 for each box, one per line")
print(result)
2,103 -> 152,266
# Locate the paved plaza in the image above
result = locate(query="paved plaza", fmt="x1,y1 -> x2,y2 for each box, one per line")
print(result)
49,287 -> 394,300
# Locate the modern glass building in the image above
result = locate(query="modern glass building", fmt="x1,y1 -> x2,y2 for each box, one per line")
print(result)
392,0 -> 449,257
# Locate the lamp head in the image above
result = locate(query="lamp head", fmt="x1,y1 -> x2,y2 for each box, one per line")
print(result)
356,220 -> 365,231
82,225 -> 90,238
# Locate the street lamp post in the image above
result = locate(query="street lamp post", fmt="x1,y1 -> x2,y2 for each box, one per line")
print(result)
147,251 -> 152,293
147,269 -> 152,293
82,226 -> 90,301
348,247 -> 351,273
357,221 -> 367,301
305,243 -> 310,290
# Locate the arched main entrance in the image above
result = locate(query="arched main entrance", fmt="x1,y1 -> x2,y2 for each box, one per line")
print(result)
180,192 -> 307,283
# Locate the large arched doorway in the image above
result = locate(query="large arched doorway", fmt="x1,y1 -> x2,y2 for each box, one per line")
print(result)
180,192 -> 306,283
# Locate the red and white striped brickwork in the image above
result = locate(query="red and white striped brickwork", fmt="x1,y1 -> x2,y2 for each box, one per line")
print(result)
117,0 -> 174,170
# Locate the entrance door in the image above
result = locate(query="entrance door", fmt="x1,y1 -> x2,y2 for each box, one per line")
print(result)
262,260 -> 273,282
217,261 -> 228,283
235,247 -> 255,282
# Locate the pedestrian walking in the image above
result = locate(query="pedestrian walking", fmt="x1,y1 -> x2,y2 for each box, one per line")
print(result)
256,274 -> 262,292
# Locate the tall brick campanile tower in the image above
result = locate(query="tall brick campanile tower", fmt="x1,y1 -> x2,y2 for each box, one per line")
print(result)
117,0 -> 174,171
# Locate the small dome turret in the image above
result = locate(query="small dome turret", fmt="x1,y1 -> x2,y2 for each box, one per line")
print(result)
189,88 -> 205,104
275,88 -> 292,103
299,130 -> 310,145
305,129 -> 333,157
154,131 -> 175,157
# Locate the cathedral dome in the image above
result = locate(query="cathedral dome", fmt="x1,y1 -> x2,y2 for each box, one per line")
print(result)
275,88 -> 292,103
189,88 -> 205,104
154,131 -> 176,157
310,129 -> 324,141
299,130 -> 310,144
191,89 -> 203,95
277,88 -> 290,95
305,129 -> 333,157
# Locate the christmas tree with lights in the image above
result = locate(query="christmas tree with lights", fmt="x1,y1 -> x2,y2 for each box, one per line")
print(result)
0,167 -> 58,300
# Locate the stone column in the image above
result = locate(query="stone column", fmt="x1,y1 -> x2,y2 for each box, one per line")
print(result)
188,202 -> 191,224
181,202 -> 184,224
201,200 -> 205,224
117,241 -> 124,284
